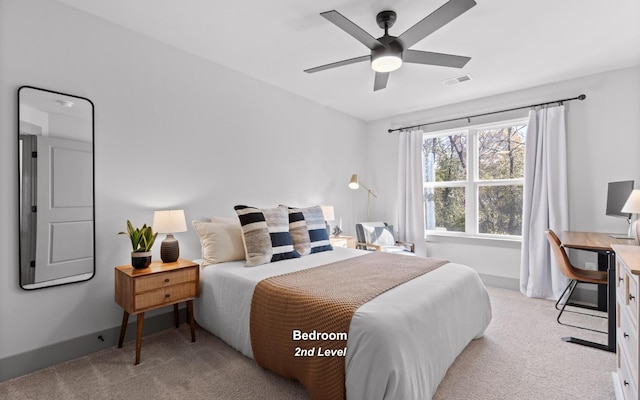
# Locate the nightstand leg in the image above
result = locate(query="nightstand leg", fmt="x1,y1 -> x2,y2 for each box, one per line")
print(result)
173,303 -> 179,328
135,312 -> 144,365
187,300 -> 196,342
118,311 -> 129,348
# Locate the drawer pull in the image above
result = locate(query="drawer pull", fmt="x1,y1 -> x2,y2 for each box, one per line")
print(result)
618,277 -> 624,282
164,278 -> 170,283
165,293 -> 171,298
623,332 -> 629,339
630,294 -> 636,301
624,380 -> 629,387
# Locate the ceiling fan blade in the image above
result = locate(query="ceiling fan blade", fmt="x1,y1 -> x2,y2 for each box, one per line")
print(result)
403,49 -> 470,68
373,72 -> 389,91
304,55 -> 370,73
321,10 -> 387,50
398,0 -> 476,49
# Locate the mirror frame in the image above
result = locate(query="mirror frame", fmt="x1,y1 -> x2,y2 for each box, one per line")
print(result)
18,86 -> 95,290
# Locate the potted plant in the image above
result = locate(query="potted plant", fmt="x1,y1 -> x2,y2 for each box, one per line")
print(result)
119,220 -> 158,269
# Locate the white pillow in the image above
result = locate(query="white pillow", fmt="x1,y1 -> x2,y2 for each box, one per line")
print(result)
211,215 -> 240,225
192,220 -> 245,266
363,225 -> 396,247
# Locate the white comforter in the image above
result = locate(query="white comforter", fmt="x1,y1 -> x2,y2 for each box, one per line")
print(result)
194,247 -> 492,400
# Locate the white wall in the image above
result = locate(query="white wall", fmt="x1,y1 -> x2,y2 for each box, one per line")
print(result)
366,66 -> 640,280
0,0 -> 367,360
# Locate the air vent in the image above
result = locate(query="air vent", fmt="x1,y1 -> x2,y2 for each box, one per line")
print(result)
442,74 -> 473,86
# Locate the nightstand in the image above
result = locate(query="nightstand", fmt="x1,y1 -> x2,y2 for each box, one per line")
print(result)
329,235 -> 356,249
115,258 -> 199,364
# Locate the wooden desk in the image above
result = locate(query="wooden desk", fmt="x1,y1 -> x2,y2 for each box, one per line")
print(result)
560,231 -> 636,352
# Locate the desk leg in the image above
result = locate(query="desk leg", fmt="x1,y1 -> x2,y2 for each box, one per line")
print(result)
187,300 -> 196,342
135,312 -> 144,365
118,311 -> 129,348
562,250 -> 616,353
607,252 -> 616,351
597,252 -> 609,312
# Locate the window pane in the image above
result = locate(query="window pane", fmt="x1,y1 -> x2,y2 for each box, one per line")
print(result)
423,133 -> 467,183
425,186 -> 465,232
478,125 -> 527,180
478,185 -> 523,235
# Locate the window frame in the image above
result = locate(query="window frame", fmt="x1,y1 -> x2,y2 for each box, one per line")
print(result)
423,117 -> 528,240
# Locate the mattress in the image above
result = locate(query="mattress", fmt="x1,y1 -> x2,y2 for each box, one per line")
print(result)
194,247 -> 492,399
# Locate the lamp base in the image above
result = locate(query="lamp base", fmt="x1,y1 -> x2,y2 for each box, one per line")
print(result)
160,234 -> 180,263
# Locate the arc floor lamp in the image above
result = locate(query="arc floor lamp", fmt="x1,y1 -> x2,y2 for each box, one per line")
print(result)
349,174 -> 377,221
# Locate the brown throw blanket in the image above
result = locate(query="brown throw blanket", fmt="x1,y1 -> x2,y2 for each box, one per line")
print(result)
250,252 -> 448,400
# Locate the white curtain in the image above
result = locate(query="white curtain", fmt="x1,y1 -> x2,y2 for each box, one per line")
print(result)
397,129 -> 427,256
520,105 -> 569,299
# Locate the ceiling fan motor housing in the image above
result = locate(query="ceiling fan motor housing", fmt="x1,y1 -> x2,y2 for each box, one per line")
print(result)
371,35 -> 403,72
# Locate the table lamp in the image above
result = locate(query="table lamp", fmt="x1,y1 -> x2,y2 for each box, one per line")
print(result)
153,209 -> 187,263
321,205 -> 338,236
621,190 -> 640,241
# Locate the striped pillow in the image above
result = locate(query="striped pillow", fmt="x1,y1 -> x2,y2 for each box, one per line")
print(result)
299,205 -> 333,254
234,205 -> 300,266
286,207 -> 312,256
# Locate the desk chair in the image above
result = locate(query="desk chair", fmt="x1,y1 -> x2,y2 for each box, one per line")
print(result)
545,230 -> 608,333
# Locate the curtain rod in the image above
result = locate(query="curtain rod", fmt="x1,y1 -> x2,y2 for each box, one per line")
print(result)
387,94 -> 586,133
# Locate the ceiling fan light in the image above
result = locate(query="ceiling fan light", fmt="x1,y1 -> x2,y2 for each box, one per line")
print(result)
371,55 -> 402,73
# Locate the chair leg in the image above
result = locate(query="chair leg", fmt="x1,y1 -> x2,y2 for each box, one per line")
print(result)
556,280 -> 578,324
556,280 -> 606,334
555,280 -> 576,311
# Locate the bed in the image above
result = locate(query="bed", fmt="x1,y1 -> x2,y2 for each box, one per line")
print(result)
194,246 -> 492,400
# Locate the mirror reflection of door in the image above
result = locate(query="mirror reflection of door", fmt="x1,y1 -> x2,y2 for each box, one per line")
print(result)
18,86 -> 95,290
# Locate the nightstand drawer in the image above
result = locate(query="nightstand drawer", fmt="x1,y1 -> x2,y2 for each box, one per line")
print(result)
134,267 -> 197,294
134,282 -> 197,310
329,236 -> 356,249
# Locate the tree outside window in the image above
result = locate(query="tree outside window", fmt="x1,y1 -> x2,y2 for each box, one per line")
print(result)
422,119 -> 527,237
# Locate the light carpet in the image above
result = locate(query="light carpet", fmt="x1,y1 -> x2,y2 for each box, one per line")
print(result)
0,287 -> 615,399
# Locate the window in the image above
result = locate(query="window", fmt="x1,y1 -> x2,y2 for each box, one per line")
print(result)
422,119 -> 527,238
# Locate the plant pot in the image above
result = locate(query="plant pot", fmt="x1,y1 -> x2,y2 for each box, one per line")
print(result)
131,251 -> 152,269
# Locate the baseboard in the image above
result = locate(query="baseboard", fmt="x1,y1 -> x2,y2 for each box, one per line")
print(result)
478,274 -> 598,305
479,274 -> 520,290
0,308 -> 186,383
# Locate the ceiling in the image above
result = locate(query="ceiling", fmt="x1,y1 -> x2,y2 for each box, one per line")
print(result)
56,0 -> 640,122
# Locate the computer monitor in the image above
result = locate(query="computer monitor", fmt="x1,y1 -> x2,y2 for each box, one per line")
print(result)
606,180 -> 634,219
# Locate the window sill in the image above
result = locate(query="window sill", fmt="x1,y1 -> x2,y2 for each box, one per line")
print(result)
425,231 -> 522,246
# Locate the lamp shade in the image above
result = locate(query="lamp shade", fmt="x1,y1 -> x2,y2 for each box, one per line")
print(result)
321,205 -> 335,221
371,54 -> 402,73
371,44 -> 403,73
152,209 -> 187,233
349,174 -> 359,190
622,190 -> 640,214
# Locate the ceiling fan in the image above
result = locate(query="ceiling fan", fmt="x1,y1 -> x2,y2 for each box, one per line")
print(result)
304,0 -> 477,91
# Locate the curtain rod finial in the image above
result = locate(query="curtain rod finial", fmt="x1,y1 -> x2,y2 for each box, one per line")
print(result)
578,94 -> 586,100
